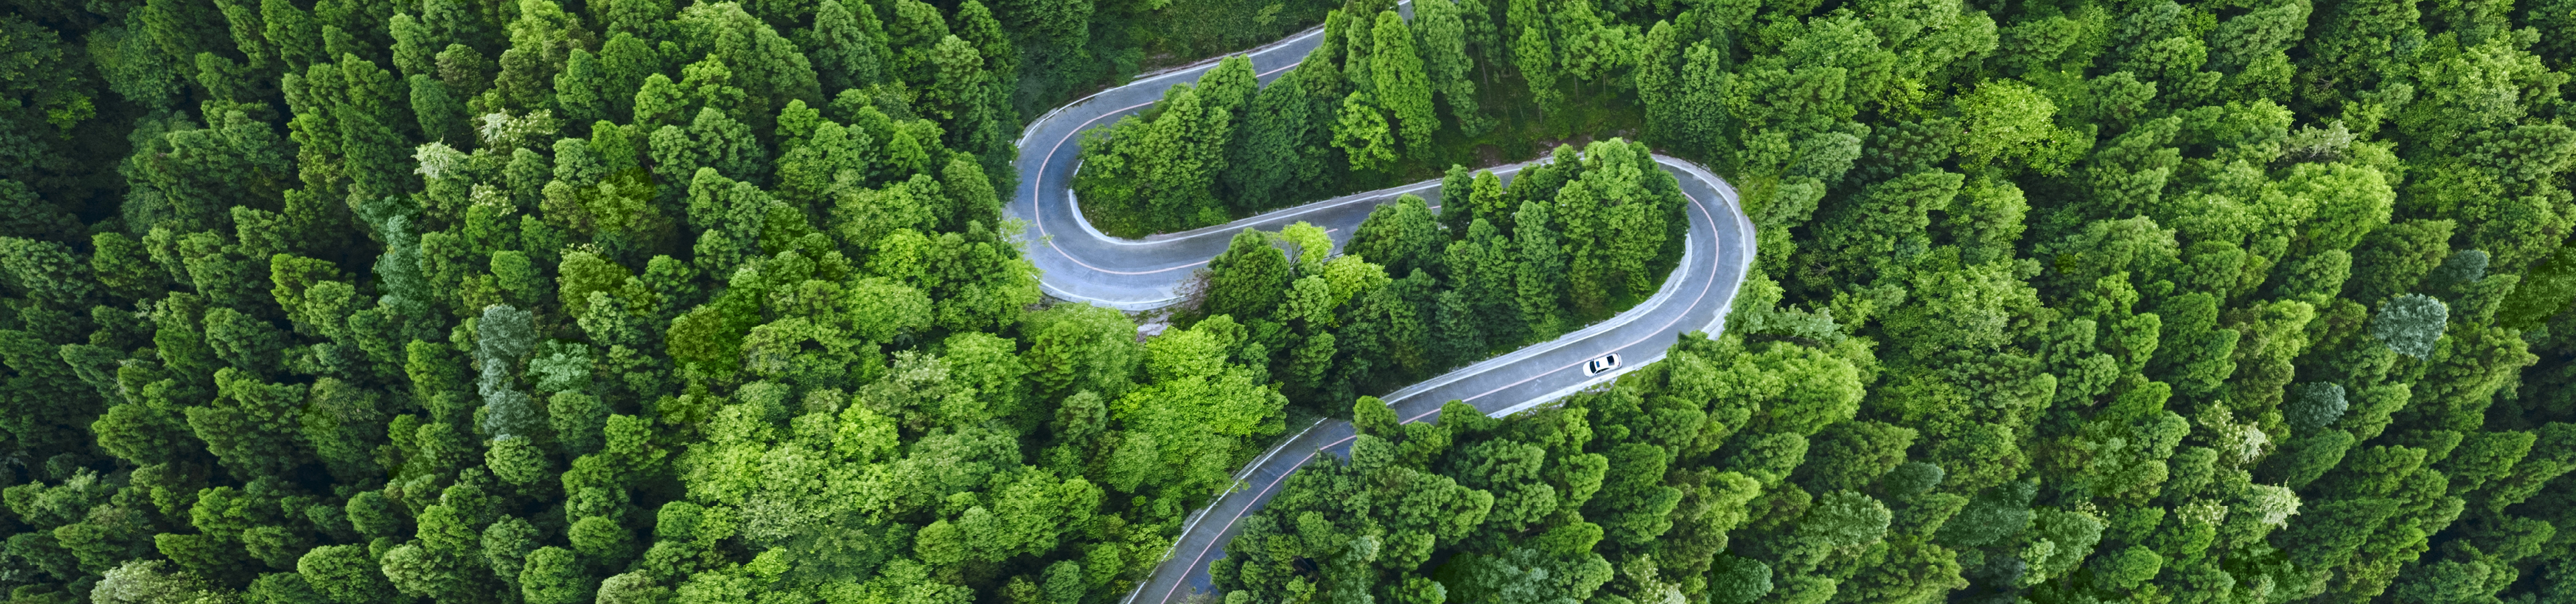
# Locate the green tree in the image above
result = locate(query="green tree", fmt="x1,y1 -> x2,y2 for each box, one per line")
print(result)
1023,303 -> 1141,401
1429,289 -> 1485,365
1512,199 -> 1567,335
1332,91 -> 1399,172
808,0 -> 890,93
2296,0 -> 2421,111
1345,195 -> 1444,279
1414,0 -> 1487,136
518,547 -> 591,604
1370,11 -> 1437,156
1445,217 -> 1523,344
1512,23 -> 1560,114
1814,169 -> 1964,284
2373,293 -> 2448,358
1951,79 -> 2083,174
886,0 -> 952,84
1205,230 -> 1294,321
1225,52 -> 1336,211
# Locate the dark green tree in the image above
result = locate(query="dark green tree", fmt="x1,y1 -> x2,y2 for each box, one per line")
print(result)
1205,230 -> 1294,322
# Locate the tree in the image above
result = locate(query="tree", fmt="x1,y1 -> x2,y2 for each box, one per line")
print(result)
808,0 -> 890,93
1815,169 -> 1965,284
1414,0 -> 1487,136
1946,177 -> 2029,265
2152,292 -> 2241,397
1445,218 -> 1523,344
1277,221 -> 1334,274
1438,164 -> 1477,234
1205,230 -> 1293,321
519,547 -> 591,604
2374,293 -> 2448,358
1952,79 -> 2082,174
998,0 -> 1091,101
1587,442 -> 1683,546
1794,421 -> 1918,493
886,0 -> 951,84
1332,92 -> 1399,172
2296,0 -> 2419,109
299,545 -> 399,604
2348,220 -> 2455,304
555,48 -> 606,124
920,35 -> 985,121
1708,555 -> 1774,604
2286,383 -> 2349,434
1512,199 -> 1568,335
93,560 -> 214,604
1226,56 -> 1333,212
1338,273 -> 1433,381
1371,11 -> 1438,156
1345,195 -> 1444,279
2089,545 -> 2165,591
951,1 -> 1015,81
1196,54 -> 1258,130
1513,23 -> 1560,114
1023,303 -> 1142,401
491,0 -> 591,112
1430,289 -> 1485,366
2206,1 -> 2308,99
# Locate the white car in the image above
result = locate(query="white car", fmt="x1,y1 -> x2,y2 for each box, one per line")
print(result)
1585,353 -> 1621,376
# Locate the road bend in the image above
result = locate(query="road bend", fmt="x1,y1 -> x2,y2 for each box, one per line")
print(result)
1004,13 -> 1756,604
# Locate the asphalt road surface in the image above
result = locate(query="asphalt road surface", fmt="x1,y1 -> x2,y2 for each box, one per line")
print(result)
1003,12 -> 1756,604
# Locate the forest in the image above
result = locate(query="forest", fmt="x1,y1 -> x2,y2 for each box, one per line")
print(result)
1182,0 -> 2576,603
0,0 -> 2573,603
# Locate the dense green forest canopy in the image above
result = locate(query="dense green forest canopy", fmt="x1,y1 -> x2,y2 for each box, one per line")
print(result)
2,0 -> 2576,603
1,0 -> 1362,603
1180,1 -> 2576,604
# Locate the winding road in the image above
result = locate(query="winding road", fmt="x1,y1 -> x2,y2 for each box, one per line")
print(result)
1005,14 -> 1756,604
